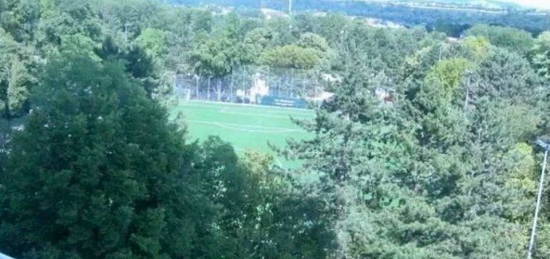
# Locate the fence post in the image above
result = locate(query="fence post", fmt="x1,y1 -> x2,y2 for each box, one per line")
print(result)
528,149 -> 549,259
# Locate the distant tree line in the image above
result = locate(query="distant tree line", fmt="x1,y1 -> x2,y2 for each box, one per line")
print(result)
172,0 -> 550,36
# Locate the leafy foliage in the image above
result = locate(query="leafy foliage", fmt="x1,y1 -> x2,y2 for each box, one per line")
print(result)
0,28 -> 34,119
261,45 -> 321,70
2,0 -> 550,258
465,24 -> 534,56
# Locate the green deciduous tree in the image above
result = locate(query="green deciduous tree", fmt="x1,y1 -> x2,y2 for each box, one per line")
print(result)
242,27 -> 275,64
37,0 -> 102,48
531,31 -> 550,80
188,137 -> 336,258
135,28 -> 168,60
0,0 -> 41,42
261,45 -> 321,70
461,36 -> 491,63
0,29 -> 34,119
466,24 -> 534,56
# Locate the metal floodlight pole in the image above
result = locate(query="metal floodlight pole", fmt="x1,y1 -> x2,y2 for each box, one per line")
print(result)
289,0 -> 293,16
288,0 -> 293,31
528,140 -> 550,259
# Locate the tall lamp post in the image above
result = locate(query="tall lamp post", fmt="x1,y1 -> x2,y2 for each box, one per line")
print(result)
528,139 -> 550,259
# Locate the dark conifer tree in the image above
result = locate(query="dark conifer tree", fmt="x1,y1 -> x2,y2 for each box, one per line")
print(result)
0,47 -> 215,258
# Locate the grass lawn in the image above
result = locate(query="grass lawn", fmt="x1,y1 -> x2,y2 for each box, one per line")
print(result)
170,100 -> 314,157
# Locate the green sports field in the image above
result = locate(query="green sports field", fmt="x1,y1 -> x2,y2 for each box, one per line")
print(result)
170,100 -> 315,154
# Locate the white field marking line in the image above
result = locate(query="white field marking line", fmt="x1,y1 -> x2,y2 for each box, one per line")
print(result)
224,107 -> 313,116
188,120 -> 297,130
184,100 -> 312,112
176,102 -> 313,117
179,103 -> 313,117
218,108 -> 311,120
187,120 -> 303,133
176,104 -> 312,118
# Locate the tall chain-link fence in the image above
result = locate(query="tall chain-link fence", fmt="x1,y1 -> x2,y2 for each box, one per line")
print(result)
173,65 -> 330,107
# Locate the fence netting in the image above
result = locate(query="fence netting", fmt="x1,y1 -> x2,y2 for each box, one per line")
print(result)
172,66 -> 333,108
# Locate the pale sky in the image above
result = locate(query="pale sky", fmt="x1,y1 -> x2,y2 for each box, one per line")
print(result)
506,0 -> 550,9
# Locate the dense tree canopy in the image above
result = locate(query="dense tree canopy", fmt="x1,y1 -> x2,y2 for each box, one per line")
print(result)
1,0 -> 550,258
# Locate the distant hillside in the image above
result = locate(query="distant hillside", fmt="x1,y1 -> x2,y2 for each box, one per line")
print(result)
350,0 -> 524,10
169,0 -> 550,35
323,0 -> 523,10
169,0 -> 527,11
